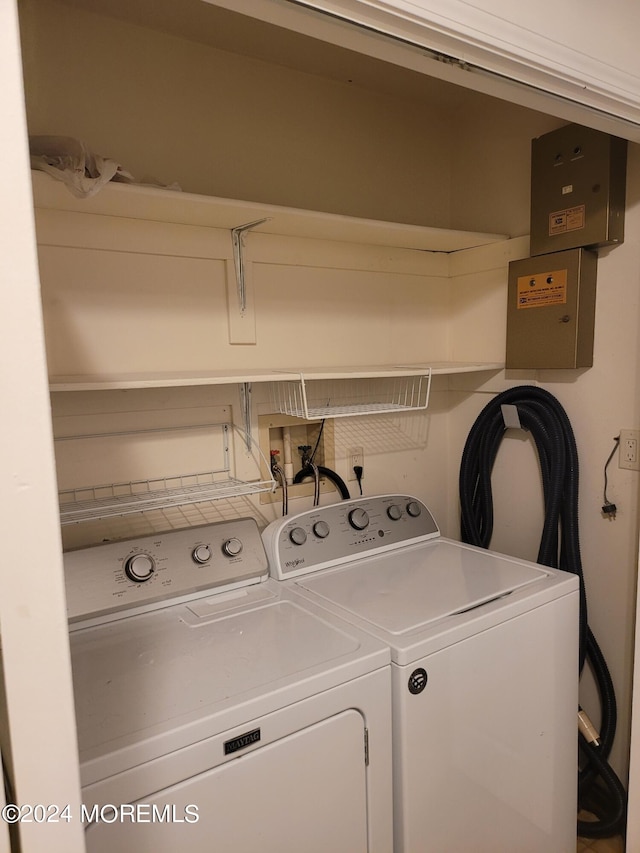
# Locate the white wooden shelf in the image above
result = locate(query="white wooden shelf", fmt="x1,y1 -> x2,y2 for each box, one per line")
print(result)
48,362 -> 504,392
32,170 -> 506,253
428,361 -> 504,374
48,369 -> 299,392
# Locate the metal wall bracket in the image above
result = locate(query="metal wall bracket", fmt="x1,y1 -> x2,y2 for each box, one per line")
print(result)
239,382 -> 253,451
231,218 -> 269,313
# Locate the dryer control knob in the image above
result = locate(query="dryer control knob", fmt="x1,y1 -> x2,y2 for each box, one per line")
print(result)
313,520 -> 330,539
222,538 -> 243,557
348,508 -> 370,531
387,504 -> 402,521
290,527 -> 307,546
124,553 -> 155,583
406,501 -> 422,518
192,544 -> 212,564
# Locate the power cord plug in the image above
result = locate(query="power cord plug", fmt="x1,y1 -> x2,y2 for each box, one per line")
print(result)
602,435 -> 620,520
353,464 -> 363,496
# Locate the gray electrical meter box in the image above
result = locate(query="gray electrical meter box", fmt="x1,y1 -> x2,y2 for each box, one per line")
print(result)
530,124 -> 627,256
506,248 -> 597,369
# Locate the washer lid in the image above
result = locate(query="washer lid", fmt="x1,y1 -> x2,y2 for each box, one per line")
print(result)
294,539 -> 550,636
71,582 -> 388,785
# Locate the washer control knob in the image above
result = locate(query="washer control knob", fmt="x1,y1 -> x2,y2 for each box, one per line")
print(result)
289,527 -> 308,546
406,501 -> 422,518
222,538 -> 243,558
124,553 -> 155,583
192,544 -> 212,564
348,508 -> 370,531
313,520 -> 330,539
387,504 -> 402,521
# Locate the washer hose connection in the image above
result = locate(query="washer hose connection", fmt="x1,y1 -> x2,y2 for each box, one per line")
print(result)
293,463 -> 350,502
459,385 -> 626,839
270,450 -> 288,517
293,441 -> 351,504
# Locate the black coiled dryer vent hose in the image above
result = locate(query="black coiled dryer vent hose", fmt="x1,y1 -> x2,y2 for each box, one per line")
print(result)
459,385 -> 626,839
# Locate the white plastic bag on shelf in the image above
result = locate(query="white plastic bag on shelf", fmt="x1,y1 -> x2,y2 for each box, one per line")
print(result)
29,136 -> 135,198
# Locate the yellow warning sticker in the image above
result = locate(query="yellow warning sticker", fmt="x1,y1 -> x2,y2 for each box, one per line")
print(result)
548,205 -> 585,235
517,269 -> 568,309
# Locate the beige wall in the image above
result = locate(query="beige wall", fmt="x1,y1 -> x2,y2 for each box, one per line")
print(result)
447,149 -> 640,777
19,0 -> 640,787
1,2 -> 84,850
448,96 -> 564,236
20,0 -> 452,227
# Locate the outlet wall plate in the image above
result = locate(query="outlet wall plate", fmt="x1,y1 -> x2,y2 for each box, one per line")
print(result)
347,446 -> 364,481
619,429 -> 640,471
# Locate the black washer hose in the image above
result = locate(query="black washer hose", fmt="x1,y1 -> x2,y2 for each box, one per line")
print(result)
293,465 -> 351,500
459,385 -> 626,839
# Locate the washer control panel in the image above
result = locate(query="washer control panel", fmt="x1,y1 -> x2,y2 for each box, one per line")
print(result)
262,494 -> 440,580
64,518 -> 268,624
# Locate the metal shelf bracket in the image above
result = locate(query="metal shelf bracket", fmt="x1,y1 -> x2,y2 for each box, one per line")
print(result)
239,382 -> 253,450
231,218 -> 269,313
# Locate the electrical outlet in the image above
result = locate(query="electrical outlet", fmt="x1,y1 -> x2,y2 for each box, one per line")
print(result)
347,446 -> 364,481
619,429 -> 640,471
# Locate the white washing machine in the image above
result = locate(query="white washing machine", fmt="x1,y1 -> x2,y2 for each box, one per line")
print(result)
64,517 -> 393,853
262,494 -> 580,853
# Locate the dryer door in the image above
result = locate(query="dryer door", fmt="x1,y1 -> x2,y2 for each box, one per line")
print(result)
85,709 -> 369,853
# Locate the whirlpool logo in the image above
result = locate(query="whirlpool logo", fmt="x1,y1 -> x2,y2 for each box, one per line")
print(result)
285,558 -> 305,569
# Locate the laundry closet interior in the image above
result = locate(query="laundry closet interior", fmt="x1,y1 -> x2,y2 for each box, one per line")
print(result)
8,0 -> 640,849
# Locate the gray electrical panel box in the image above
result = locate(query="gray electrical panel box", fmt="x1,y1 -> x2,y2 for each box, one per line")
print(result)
506,248 -> 597,369
530,124 -> 627,256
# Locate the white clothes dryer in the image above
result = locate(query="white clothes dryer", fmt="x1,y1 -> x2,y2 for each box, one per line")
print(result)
64,517 -> 393,853
262,494 -> 580,853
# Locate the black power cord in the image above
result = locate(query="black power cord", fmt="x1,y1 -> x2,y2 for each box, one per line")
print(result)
459,385 -> 626,839
602,435 -> 620,518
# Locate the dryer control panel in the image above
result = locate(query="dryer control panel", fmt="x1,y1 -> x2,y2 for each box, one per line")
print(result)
262,494 -> 439,580
65,518 -> 269,625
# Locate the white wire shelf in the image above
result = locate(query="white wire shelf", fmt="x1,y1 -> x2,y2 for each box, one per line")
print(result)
58,472 -> 276,525
270,369 -> 432,420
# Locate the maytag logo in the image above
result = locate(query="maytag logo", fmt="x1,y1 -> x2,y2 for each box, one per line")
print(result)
285,557 -> 305,569
224,728 -> 261,755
